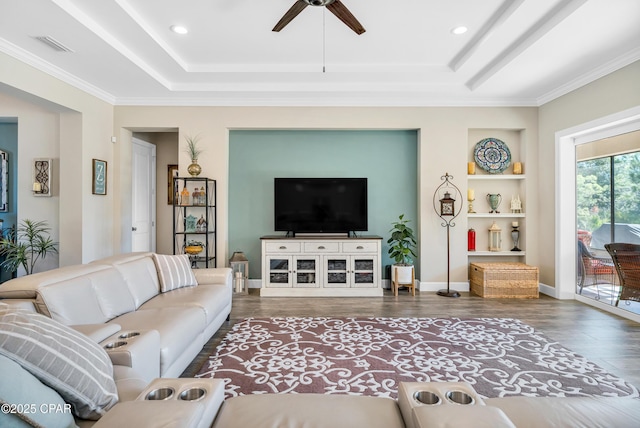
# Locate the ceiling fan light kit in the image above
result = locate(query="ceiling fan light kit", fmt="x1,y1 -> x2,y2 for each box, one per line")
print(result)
273,0 -> 365,35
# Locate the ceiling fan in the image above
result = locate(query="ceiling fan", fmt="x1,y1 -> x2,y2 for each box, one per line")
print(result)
273,0 -> 366,35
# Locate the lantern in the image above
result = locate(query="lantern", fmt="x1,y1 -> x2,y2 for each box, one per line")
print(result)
439,191 -> 455,216
229,251 -> 249,294
488,222 -> 502,252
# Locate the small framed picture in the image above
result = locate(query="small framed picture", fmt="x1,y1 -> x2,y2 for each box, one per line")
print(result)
168,164 -> 178,205
92,159 -> 107,195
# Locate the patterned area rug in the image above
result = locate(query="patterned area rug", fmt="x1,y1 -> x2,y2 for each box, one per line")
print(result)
195,317 -> 639,399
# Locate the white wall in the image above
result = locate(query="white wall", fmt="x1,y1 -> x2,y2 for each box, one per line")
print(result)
0,51 -> 115,265
0,90 -> 60,272
538,61 -> 640,287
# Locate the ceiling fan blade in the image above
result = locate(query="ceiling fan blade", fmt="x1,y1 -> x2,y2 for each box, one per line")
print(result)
273,0 -> 309,32
326,0 -> 366,35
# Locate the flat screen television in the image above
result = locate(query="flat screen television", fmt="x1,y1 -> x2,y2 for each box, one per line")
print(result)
274,178 -> 368,234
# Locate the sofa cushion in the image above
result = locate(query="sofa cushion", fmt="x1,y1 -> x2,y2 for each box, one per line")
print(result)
112,365 -> 149,403
139,284 -> 230,325
111,257 -> 161,308
0,354 -> 77,428
36,268 -> 135,325
213,394 -> 405,428
70,323 -> 122,343
107,307 -> 205,376
0,264 -> 111,300
485,396 -> 640,428
152,254 -> 197,292
92,401 -> 205,428
0,305 -> 118,420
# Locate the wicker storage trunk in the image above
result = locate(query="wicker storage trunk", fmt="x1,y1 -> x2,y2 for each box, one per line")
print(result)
470,262 -> 539,298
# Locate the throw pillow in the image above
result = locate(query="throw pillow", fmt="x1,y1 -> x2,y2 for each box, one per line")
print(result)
0,354 -> 77,428
0,306 -> 118,420
152,254 -> 198,292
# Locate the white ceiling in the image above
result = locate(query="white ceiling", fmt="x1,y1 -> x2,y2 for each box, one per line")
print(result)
1,0 -> 638,106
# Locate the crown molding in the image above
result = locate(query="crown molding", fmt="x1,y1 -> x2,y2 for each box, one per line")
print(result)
0,38 -> 116,104
537,47 -> 640,106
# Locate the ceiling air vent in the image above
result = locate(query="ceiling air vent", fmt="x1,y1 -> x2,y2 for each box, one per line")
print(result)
34,36 -> 74,53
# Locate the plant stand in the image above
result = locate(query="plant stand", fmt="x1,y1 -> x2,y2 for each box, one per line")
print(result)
391,265 -> 415,296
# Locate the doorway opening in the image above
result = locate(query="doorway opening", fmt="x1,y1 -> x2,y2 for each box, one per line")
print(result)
130,131 -> 178,254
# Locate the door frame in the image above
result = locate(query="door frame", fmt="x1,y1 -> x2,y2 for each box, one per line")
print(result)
556,105 -> 640,322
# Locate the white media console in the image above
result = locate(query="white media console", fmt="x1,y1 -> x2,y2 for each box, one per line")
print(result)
261,235 -> 383,297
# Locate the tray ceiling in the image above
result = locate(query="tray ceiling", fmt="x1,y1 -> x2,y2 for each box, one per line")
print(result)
0,0 -> 638,106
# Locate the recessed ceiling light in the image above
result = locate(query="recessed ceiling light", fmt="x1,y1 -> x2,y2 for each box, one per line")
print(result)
170,25 -> 188,35
451,26 -> 468,35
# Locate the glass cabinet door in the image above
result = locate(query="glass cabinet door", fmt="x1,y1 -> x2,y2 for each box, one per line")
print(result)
325,257 -> 348,288
266,256 -> 292,287
293,257 -> 319,288
351,257 -> 377,288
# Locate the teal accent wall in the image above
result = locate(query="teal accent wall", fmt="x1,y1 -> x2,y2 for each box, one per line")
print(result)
229,130 -> 418,280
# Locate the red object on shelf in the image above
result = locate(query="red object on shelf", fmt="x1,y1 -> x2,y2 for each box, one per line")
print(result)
468,228 -> 476,251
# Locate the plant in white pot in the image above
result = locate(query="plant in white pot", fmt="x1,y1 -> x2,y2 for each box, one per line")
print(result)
387,214 -> 417,293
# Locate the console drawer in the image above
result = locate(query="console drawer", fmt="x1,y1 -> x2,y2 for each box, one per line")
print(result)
304,242 -> 340,253
264,242 -> 301,253
342,242 -> 378,253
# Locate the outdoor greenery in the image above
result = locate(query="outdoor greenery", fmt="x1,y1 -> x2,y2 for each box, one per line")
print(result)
577,151 -> 640,232
0,219 -> 58,275
387,214 -> 417,265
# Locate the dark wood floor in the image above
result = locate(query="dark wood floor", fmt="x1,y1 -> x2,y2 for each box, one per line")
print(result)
181,289 -> 640,389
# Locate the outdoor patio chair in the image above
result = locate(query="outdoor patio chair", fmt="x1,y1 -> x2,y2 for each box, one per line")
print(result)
577,240 -> 616,299
605,243 -> 640,307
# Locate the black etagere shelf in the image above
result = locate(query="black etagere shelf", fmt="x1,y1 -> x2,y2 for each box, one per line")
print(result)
172,177 -> 217,268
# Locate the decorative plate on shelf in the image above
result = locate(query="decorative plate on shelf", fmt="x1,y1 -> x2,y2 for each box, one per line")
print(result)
473,138 -> 511,174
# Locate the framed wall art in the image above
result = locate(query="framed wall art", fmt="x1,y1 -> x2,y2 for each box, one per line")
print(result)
0,150 -> 7,212
168,164 -> 178,205
92,158 -> 107,195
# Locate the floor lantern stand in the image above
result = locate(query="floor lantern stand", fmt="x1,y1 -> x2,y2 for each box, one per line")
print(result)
433,173 -> 462,298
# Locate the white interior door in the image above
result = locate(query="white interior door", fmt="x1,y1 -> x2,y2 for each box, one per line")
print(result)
132,138 -> 156,252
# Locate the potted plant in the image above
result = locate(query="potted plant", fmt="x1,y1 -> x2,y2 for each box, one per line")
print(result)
0,219 -> 58,275
387,214 -> 417,287
184,134 -> 204,177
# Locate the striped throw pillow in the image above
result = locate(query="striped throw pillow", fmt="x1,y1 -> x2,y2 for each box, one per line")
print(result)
0,305 -> 118,420
152,254 -> 198,292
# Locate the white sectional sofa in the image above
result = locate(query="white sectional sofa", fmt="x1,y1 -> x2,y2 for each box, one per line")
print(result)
0,252 -> 232,427
0,252 -> 232,379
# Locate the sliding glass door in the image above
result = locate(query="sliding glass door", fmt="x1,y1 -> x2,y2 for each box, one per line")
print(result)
576,148 -> 640,314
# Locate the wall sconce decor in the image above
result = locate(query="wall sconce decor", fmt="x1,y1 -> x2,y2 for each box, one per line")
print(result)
33,158 -> 52,197
432,172 -> 462,298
